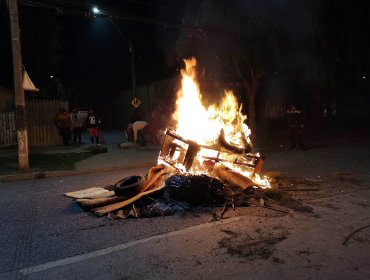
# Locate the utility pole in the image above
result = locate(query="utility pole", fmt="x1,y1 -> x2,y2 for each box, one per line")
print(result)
8,0 -> 29,169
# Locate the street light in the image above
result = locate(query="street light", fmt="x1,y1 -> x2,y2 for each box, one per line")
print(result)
92,6 -> 100,14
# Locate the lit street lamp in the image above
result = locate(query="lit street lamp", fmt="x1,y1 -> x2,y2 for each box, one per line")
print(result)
92,6 -> 100,14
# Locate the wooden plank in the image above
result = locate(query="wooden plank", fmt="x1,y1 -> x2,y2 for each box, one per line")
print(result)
65,187 -> 115,199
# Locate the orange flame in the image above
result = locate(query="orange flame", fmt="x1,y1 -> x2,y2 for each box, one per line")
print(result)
173,58 -> 251,148
169,58 -> 270,188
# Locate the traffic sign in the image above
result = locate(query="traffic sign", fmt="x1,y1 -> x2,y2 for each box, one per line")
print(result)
131,97 -> 142,108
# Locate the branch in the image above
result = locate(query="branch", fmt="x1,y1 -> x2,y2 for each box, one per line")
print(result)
250,68 -> 264,84
342,225 -> 370,246
231,55 -> 250,92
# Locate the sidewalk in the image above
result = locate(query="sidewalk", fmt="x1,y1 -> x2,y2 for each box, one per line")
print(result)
1,128 -> 368,183
0,131 -> 160,182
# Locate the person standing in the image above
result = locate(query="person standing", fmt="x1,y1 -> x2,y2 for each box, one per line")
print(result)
86,109 -> 101,146
70,108 -> 83,144
55,108 -> 72,146
286,104 -> 304,149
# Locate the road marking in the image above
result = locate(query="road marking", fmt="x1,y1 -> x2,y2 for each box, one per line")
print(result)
20,216 -> 242,275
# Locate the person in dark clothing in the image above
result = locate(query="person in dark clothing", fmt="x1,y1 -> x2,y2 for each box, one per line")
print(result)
55,108 -> 72,146
86,109 -> 101,146
286,104 -> 304,149
55,109 -> 72,146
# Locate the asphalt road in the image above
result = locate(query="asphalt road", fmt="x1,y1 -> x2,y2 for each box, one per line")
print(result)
0,138 -> 369,280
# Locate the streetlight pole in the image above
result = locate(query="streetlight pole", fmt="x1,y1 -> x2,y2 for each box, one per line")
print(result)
8,0 -> 29,169
129,34 -> 136,98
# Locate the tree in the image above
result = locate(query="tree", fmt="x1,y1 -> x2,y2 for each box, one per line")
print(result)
320,0 -> 370,122
176,0 -> 280,134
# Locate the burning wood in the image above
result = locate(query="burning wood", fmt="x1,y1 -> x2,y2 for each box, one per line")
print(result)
213,164 -> 256,190
157,57 -> 270,188
218,129 -> 251,155
158,129 -> 268,188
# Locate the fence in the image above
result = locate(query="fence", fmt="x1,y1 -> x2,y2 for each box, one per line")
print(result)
0,99 -> 68,148
261,97 -> 286,119
0,111 -> 17,147
27,99 -> 68,147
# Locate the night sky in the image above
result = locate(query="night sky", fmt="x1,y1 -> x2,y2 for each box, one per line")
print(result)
0,0 -> 188,101
60,1 -> 185,100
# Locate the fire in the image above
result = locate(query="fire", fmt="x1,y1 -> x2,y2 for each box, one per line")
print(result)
161,58 -> 270,188
173,58 -> 251,149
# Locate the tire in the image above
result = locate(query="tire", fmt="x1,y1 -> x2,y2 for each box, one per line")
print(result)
114,175 -> 147,197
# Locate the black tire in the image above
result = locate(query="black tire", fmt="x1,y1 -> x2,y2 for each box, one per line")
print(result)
114,175 -> 147,197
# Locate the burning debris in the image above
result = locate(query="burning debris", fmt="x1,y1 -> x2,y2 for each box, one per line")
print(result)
66,58 -> 272,218
159,129 -> 266,189
158,58 -> 269,188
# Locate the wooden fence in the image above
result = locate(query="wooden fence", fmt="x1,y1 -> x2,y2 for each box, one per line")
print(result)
0,111 -> 17,147
0,99 -> 68,148
27,99 -> 68,147
261,97 -> 286,119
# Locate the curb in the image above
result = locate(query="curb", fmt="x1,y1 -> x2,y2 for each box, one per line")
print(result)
0,162 -> 155,183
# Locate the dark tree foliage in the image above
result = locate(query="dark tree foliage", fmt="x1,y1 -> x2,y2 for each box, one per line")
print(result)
176,0 -> 280,134
280,0 -> 369,126
280,0 -> 333,127
177,0 -> 370,129
321,0 -> 370,122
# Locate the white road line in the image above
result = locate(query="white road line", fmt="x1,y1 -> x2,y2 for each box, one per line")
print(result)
20,216 -> 242,275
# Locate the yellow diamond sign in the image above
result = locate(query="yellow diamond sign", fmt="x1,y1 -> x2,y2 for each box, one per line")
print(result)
131,97 -> 142,108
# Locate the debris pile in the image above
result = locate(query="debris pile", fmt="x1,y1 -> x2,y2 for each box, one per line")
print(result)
66,164 -> 277,219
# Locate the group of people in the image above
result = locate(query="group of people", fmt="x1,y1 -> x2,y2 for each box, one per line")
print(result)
54,108 -> 102,146
54,101 -> 304,149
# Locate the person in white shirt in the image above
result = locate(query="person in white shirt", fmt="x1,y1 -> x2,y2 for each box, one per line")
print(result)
70,109 -> 83,144
132,121 -> 148,144
125,121 -> 148,144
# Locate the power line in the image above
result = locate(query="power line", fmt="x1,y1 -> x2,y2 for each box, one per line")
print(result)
20,0 -> 200,33
123,0 -> 181,12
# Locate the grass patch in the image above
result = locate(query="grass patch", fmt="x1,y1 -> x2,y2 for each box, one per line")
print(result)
0,152 -> 94,173
30,152 -> 94,171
